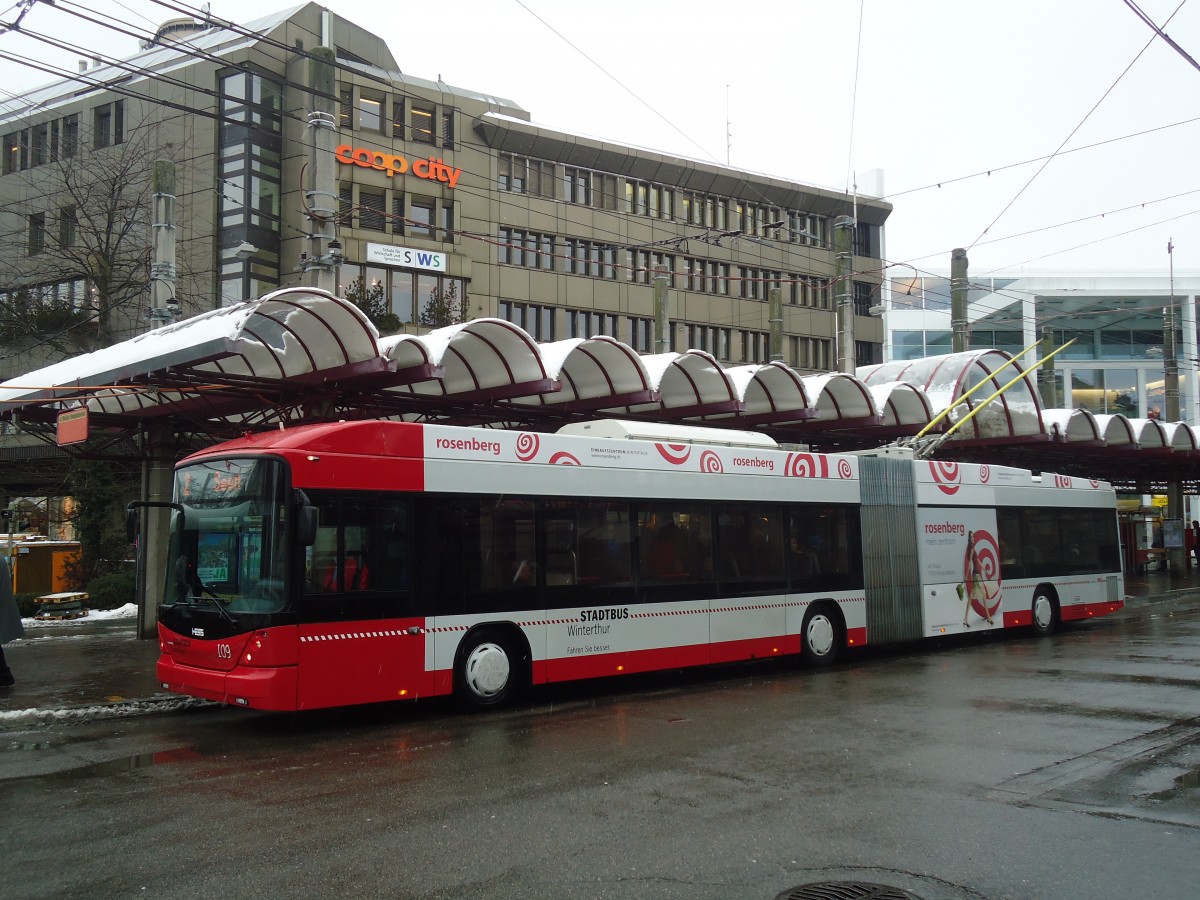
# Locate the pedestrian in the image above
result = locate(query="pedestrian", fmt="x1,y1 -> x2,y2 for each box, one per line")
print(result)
0,554 -> 22,687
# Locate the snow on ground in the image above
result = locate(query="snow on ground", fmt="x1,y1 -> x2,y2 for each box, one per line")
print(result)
20,602 -> 137,628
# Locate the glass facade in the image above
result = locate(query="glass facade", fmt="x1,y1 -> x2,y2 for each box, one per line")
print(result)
218,69 -> 282,307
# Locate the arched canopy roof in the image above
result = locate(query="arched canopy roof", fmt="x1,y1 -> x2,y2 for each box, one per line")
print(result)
1043,408 -> 1103,445
379,318 -> 553,401
510,336 -> 655,411
0,288 -> 387,425
617,350 -> 740,417
861,349 -> 1043,444
4,290 -> 1200,490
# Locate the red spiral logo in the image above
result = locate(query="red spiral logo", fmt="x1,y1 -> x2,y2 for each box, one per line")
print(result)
515,433 -> 540,461
1089,479 -> 1100,489
979,464 -> 991,483
837,458 -> 852,480
1055,474 -> 1073,488
548,451 -> 581,466
655,443 -> 691,465
967,529 -> 1003,619
930,460 -> 961,495
699,450 -> 723,473
784,453 -> 829,478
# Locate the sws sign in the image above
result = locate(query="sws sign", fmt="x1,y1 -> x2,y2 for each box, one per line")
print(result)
335,145 -> 462,187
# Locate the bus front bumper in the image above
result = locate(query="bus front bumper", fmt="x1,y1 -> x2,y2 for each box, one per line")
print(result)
157,654 -> 298,711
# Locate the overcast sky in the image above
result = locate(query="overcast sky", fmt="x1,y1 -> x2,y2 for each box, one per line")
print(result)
1,0 -> 1197,278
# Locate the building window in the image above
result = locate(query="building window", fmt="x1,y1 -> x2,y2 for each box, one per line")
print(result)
441,110 -> 454,148
340,89 -> 354,129
58,206 -> 77,248
409,197 -> 434,237
93,105 -> 112,149
564,167 -> 590,205
627,317 -> 653,352
498,228 -> 554,268
627,251 -> 675,285
567,310 -> 618,339
61,114 -> 78,158
498,301 -> 555,340
358,95 -> 383,132
623,181 -> 675,218
741,330 -> 768,364
411,105 -> 434,143
27,212 -> 45,255
855,342 -> 881,366
359,189 -> 386,232
853,281 -> 874,317
498,153 -> 554,197
441,204 -> 454,241
563,238 -> 616,278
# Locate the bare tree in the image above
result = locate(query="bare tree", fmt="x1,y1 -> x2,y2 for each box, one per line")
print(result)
0,115 -> 165,358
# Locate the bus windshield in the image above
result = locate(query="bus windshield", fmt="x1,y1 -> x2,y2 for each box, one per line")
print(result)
164,458 -> 290,615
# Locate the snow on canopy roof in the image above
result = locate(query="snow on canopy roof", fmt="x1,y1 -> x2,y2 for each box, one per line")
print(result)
1092,414 -> 1137,448
800,373 -> 879,424
616,350 -> 740,417
1128,417 -> 1167,450
1042,408 -> 1103,444
509,336 -> 654,410
860,349 -> 1043,443
0,288 -> 381,419
868,382 -> 934,429
714,361 -> 814,425
1161,421 -> 1198,453
378,318 -> 553,400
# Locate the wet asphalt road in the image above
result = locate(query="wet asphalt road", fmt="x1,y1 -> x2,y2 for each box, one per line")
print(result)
1,595 -> 1198,900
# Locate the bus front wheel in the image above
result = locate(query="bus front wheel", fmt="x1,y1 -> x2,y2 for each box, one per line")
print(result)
1031,589 -> 1058,636
457,629 -> 523,709
801,604 -> 841,667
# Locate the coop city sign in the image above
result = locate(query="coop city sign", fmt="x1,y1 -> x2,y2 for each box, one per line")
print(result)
335,144 -> 462,188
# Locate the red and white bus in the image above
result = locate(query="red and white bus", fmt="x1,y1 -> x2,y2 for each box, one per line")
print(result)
146,419 -> 1124,712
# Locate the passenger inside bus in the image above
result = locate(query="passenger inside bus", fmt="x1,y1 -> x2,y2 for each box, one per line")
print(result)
646,521 -> 687,578
322,551 -> 370,591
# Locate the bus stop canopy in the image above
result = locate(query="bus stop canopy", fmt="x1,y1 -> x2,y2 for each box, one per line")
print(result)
2,288 -> 1200,492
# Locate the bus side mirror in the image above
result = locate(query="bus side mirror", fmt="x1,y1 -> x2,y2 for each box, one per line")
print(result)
295,491 -> 317,546
126,506 -> 140,542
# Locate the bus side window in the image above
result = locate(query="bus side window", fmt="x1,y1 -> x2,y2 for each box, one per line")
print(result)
307,496 -> 339,593
370,501 -> 411,591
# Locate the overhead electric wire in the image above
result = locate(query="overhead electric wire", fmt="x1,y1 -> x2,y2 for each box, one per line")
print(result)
1122,0 -> 1200,73
966,1 -> 1187,250
883,114 -> 1200,200
1,0 -> 1190,345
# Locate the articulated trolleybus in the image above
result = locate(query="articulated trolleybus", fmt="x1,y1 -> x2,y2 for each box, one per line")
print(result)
151,419 -> 1124,712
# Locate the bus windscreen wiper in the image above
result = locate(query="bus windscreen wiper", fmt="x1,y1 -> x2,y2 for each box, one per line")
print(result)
193,579 -> 238,625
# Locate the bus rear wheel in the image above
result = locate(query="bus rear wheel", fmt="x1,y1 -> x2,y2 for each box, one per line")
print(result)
457,629 -> 523,709
1031,589 -> 1058,636
801,604 -> 841,667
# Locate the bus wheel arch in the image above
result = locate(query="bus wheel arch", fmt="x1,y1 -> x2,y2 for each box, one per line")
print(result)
454,624 -> 530,709
800,600 -> 844,667
1031,585 -> 1060,636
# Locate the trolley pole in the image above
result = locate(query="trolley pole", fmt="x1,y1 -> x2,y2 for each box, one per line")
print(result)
951,248 -> 969,353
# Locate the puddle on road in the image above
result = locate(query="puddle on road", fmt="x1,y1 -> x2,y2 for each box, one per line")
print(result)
13,746 -> 205,780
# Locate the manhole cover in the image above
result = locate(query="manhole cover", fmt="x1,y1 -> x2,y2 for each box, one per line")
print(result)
776,883 -> 923,900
